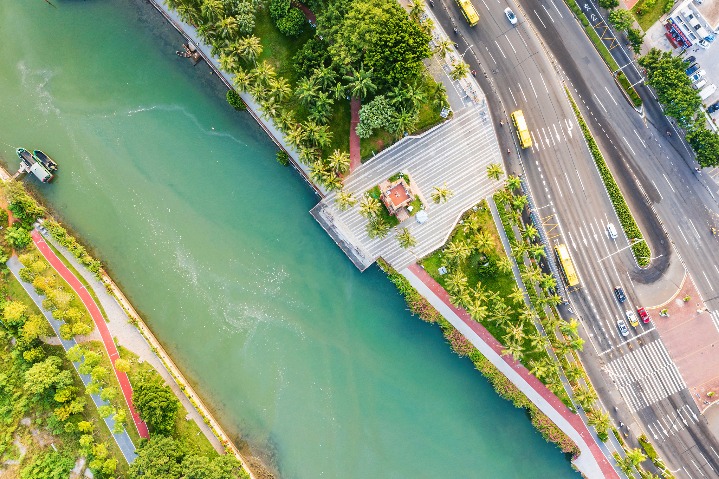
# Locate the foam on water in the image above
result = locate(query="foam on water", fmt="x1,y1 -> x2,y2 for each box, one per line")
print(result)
18,60 -> 60,118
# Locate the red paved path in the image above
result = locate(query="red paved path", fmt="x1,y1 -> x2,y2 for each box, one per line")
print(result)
349,98 -> 361,173
407,264 -> 618,478
32,230 -> 150,439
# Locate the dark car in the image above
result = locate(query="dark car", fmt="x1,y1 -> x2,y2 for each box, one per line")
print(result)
614,286 -> 626,303
684,55 -> 696,64
708,101 -> 719,114
686,63 -> 700,76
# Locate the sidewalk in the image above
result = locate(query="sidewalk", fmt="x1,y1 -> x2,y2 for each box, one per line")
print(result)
30,230 -> 150,440
7,257 -> 138,464
402,264 -> 618,479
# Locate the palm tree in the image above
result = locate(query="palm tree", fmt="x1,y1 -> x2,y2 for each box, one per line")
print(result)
359,195 -> 381,218
564,362 -> 583,383
612,452 -> 636,477
312,66 -> 337,90
559,318 -> 579,338
573,386 -> 597,410
332,82 -> 346,101
434,39 -> 454,58
297,145 -> 318,166
431,82 -> 450,110
232,68 -> 254,92
522,224 -> 539,241
528,332 -> 549,353
344,66 -> 377,100
177,4 -> 202,26
625,448 -> 647,469
431,183 -> 453,204
506,323 -> 525,343
253,61 -> 276,87
511,240 -> 527,261
529,244 -> 546,261
444,240 -> 471,264
512,194 -> 528,212
497,256 -> 513,274
544,293 -> 563,307
197,23 -> 219,46
275,109 -> 295,132
529,359 -> 550,380
285,123 -> 306,148
236,36 -> 262,65
506,175 -> 522,191
486,163 -> 503,181
403,82 -> 426,112
269,77 -> 292,103
217,16 -> 238,40
445,270 -> 468,296
471,282 -> 488,304
396,228 -> 417,249
201,0 -> 224,23
539,273 -> 557,291
303,120 -> 332,148
327,150 -> 350,175
509,285 -> 526,305
324,173 -> 343,192
519,307 -> 538,324
568,336 -> 585,352
335,190 -> 356,211
366,217 -> 391,239
219,53 -> 239,74
393,109 -> 418,137
450,61 -> 470,80
466,297 -> 488,322
471,231 -> 493,254
259,98 -> 279,120
408,0 -> 425,19
309,91 -> 334,124
309,160 -> 332,185
587,409 -> 611,437
502,340 -> 524,361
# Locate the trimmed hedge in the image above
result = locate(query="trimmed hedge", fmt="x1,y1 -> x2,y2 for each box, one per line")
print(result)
566,89 -> 651,266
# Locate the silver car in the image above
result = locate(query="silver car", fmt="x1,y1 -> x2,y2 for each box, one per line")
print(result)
505,8 -> 518,25
617,319 -> 630,337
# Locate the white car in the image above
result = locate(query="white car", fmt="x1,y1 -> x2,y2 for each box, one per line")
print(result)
505,8 -> 518,25
690,70 -> 706,83
607,223 -> 618,239
625,310 -> 639,328
617,319 -> 630,337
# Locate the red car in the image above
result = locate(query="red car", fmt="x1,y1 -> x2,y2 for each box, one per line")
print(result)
637,307 -> 651,324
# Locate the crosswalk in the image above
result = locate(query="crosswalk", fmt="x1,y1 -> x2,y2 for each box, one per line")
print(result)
604,339 -> 686,412
528,118 -> 575,152
645,404 -> 700,442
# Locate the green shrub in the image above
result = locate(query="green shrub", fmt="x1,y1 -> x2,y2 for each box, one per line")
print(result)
276,150 -> 290,166
566,89 -> 650,266
277,7 -> 306,37
20,450 -> 74,479
226,89 -> 246,111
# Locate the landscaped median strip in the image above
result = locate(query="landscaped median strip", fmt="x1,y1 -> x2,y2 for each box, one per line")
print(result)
565,88 -> 652,267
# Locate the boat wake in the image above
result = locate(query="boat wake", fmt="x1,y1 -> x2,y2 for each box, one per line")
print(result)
18,60 -> 60,118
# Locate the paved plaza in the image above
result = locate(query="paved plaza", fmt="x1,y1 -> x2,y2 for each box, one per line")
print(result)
311,102 -> 504,271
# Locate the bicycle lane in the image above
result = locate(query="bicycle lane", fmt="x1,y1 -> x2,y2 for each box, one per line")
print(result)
403,263 -> 618,479
31,229 -> 150,440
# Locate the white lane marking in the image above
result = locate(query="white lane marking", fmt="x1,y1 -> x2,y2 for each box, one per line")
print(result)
518,83 -> 528,102
528,77 -> 538,99
552,123 -> 561,144
508,86 -> 517,105
505,36 -> 517,54
564,172 -> 575,194
703,271 -> 712,290
575,168 -> 586,192
633,129 -> 647,148
541,4 -> 555,22
663,173 -> 676,193
593,93 -> 608,113
651,180 -> 664,200
540,73 -> 549,93
565,118 -> 573,138
688,218 -> 700,239
531,131 -> 540,150
622,136 -> 637,156
715,264 -> 719,276
485,45 -> 497,64
711,446 -> 719,460
691,459 -> 706,477
482,0 -> 490,8
516,29 -> 529,49
534,10 -> 547,28
684,466 -> 696,479
551,0 -> 564,17
555,178 -> 564,198
679,228 -> 690,245
604,86 -> 618,105
494,40 -> 507,59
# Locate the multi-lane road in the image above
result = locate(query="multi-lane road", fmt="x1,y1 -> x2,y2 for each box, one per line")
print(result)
429,0 -> 719,476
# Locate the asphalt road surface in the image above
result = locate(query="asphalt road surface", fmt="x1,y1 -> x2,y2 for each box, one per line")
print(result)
429,0 -> 719,476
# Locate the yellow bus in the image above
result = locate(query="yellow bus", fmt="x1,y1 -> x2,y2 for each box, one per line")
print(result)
456,0 -> 480,26
511,110 -> 532,149
555,244 -> 579,287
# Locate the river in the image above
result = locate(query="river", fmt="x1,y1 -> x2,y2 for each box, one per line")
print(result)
0,1 -> 578,477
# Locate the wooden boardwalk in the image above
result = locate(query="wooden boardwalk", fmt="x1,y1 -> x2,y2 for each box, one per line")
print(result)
311,103 -> 504,271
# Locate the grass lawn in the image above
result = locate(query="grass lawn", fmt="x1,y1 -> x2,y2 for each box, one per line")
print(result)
632,0 -> 672,31
4,269 -> 43,316
43,240 -> 108,322
118,346 -> 218,457
420,201 -> 551,369
254,9 -> 314,87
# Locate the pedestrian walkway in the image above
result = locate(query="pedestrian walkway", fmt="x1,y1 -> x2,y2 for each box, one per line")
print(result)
349,98 -> 361,173
7,257 -> 138,463
402,264 -> 618,479
30,229 -> 150,440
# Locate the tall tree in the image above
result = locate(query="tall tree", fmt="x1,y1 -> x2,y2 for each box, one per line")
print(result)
608,9 -> 635,31
486,163 -> 503,181
359,195 -> 382,218
686,127 -> 719,167
327,150 -> 351,174
132,371 -> 180,435
396,227 -> 417,249
450,61 -> 470,80
366,217 -> 391,239
344,66 -> 377,100
431,183 -> 453,204
335,190 -> 357,211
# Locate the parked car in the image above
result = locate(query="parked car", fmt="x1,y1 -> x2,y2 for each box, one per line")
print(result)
614,286 -> 626,303
637,307 -> 651,324
708,101 -> 719,113
684,55 -> 696,64
690,70 -> 706,83
505,8 -> 518,24
694,79 -> 708,90
626,310 -> 639,327
617,319 -> 630,337
607,223 -> 618,239
686,63 -> 701,75
700,84 -> 717,101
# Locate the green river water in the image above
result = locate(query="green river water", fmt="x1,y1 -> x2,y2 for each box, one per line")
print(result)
0,1 -> 578,477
